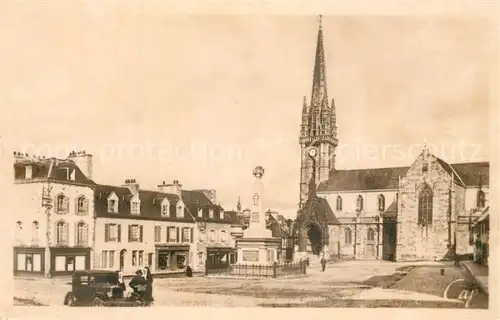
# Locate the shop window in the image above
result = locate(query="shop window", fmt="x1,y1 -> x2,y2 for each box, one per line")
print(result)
16,253 -> 42,272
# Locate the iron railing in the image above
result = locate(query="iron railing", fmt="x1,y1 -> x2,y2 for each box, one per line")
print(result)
205,261 -> 306,278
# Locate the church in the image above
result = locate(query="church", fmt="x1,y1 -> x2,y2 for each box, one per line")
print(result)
296,18 -> 489,262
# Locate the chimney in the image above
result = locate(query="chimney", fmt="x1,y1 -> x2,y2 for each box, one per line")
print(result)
122,178 -> 140,196
158,180 -> 182,198
25,165 -> 32,179
68,150 -> 93,179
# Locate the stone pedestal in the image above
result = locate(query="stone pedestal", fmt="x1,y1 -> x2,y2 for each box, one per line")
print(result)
236,238 -> 281,265
236,166 -> 281,265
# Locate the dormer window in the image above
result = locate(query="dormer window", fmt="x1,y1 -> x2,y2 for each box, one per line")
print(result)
176,200 -> 185,218
161,198 -> 170,217
107,192 -> 118,213
131,201 -> 140,215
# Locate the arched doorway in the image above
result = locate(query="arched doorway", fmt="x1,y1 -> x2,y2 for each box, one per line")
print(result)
119,249 -> 127,271
307,224 -> 323,255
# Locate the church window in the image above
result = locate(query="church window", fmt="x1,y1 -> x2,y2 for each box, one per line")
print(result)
336,196 -> 342,211
477,190 -> 486,208
356,195 -> 364,212
418,184 -> 433,226
344,228 -> 352,245
422,163 -> 428,173
367,228 -> 375,241
377,194 -> 385,212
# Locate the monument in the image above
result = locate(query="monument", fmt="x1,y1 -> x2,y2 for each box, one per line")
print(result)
236,166 -> 281,265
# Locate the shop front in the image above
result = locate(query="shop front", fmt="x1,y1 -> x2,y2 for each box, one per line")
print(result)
206,247 -> 236,267
155,244 -> 190,271
50,247 -> 91,276
13,247 -> 45,276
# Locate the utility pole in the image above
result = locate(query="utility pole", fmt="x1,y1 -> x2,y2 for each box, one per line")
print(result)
41,183 -> 52,278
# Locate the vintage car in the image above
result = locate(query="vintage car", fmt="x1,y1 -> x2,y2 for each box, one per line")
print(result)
63,270 -> 147,307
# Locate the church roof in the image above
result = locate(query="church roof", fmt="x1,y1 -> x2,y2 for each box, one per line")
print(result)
317,167 -> 407,192
299,197 -> 339,225
317,161 -> 489,192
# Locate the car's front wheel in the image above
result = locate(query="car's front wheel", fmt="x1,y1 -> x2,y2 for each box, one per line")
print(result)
92,297 -> 104,307
63,293 -> 76,306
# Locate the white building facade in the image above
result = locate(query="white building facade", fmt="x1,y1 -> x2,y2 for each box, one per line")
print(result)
13,151 -> 95,276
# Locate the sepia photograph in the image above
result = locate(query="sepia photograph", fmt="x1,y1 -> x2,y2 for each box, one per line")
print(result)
2,2 -> 495,313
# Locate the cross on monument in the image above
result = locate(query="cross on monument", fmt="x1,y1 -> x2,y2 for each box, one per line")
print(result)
253,193 -> 260,205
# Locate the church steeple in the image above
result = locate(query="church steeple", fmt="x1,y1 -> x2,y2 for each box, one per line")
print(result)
299,15 -> 338,208
311,15 -> 328,109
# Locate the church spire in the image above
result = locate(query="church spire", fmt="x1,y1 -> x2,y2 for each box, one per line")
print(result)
311,15 -> 328,108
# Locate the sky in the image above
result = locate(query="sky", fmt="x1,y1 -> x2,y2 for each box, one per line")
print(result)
1,4 -> 495,218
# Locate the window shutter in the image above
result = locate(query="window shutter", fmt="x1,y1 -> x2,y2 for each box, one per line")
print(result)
74,222 -> 78,246
166,227 -> 170,243
176,227 -> 179,242
75,199 -> 79,214
83,198 -> 88,213
64,197 -> 69,212
117,224 -> 121,242
104,224 -> 109,242
128,225 -> 132,242
64,223 -> 69,245
54,196 -> 58,213
140,225 -> 143,242
190,228 -> 194,243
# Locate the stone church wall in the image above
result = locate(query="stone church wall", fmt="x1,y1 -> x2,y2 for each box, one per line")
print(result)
397,154 -> 456,261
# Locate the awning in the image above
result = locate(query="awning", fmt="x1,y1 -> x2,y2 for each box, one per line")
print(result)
473,207 -> 489,226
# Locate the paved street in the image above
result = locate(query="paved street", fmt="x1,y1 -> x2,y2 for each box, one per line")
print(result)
14,260 -> 487,308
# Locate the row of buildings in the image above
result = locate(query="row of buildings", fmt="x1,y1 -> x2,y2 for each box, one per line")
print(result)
12,150 -> 290,277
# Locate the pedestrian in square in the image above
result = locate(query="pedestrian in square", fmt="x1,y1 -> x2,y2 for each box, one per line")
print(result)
474,234 -> 482,264
320,256 -> 327,272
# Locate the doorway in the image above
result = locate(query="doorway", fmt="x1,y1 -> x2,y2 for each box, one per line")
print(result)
119,249 -> 127,271
382,220 -> 397,261
307,224 -> 322,255
365,228 -> 376,259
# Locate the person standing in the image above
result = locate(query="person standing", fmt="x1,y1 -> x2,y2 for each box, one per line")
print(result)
474,234 -> 482,264
143,266 -> 154,305
320,256 -> 327,272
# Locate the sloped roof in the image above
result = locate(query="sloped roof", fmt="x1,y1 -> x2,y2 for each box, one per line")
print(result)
94,184 -> 194,222
14,159 -> 96,186
450,162 -> 489,186
94,184 -> 230,223
318,167 -> 407,192
298,197 -> 339,225
317,161 -> 489,192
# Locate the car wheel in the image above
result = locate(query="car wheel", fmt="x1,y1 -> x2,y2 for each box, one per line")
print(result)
64,293 -> 75,306
92,297 -> 104,307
